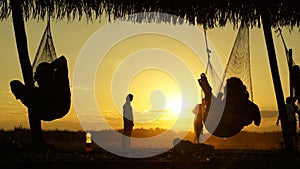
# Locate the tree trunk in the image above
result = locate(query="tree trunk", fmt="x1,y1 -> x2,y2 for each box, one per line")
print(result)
261,10 -> 294,152
11,0 -> 44,146
288,49 -> 293,98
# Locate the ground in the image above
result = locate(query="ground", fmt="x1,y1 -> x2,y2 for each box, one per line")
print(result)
1,128 -> 300,169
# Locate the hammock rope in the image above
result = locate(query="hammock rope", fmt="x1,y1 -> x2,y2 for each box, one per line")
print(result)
200,26 -> 261,138
32,16 -> 57,75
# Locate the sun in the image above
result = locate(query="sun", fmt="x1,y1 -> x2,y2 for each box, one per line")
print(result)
166,96 -> 182,116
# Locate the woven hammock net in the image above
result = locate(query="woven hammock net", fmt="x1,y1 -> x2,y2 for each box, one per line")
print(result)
221,27 -> 253,101
200,26 -> 261,138
32,21 -> 57,75
280,32 -> 300,104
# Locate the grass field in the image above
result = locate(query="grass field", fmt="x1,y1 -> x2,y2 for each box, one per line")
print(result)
1,127 -> 300,169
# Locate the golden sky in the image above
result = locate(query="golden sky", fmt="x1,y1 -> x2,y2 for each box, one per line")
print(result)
0,16 -> 299,132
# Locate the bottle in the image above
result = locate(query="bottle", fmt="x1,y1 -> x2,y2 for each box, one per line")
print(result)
85,132 -> 92,152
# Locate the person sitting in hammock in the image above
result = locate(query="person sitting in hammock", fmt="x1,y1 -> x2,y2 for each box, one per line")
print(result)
198,73 -> 261,137
10,56 -> 71,121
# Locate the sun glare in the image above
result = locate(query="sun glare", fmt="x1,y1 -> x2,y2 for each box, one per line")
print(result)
95,32 -> 202,131
166,96 -> 182,116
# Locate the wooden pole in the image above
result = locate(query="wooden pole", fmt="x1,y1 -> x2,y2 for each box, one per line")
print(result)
288,49 -> 293,98
11,0 -> 44,146
261,9 -> 294,152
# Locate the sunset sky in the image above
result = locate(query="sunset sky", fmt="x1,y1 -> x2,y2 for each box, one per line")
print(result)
0,15 -> 299,133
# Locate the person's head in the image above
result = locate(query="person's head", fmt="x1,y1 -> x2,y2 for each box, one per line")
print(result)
34,62 -> 53,85
128,94 -> 134,102
286,97 -> 292,104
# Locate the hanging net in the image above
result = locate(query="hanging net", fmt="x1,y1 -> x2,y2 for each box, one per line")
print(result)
30,21 -> 70,121
276,28 -> 300,104
220,27 -> 253,101
199,26 -> 261,138
32,21 -> 57,74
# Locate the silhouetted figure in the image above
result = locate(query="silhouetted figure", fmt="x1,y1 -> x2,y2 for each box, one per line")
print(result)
10,56 -> 71,146
122,94 -> 134,147
192,100 -> 205,144
10,56 -> 71,121
198,73 -> 261,137
292,65 -> 300,103
276,97 -> 298,149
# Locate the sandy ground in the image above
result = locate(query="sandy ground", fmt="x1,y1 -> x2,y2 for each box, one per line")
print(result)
1,129 -> 300,169
1,143 -> 300,169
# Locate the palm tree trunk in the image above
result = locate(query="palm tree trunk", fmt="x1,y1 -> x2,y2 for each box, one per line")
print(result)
11,0 -> 44,146
261,10 -> 294,152
288,49 -> 293,98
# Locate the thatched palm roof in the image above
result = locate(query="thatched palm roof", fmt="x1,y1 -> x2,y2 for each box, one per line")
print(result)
1,0 -> 299,29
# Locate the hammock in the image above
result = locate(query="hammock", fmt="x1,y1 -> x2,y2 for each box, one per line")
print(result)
199,26 -> 261,138
31,20 -> 71,121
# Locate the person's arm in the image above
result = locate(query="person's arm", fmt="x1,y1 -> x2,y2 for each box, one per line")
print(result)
198,73 -> 212,115
297,109 -> 300,126
51,55 -> 70,90
276,115 -> 280,126
130,110 -> 134,126
50,55 -> 68,74
192,104 -> 199,115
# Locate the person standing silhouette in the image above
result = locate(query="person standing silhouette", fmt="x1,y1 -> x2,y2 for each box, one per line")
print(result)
192,99 -> 205,144
276,97 -> 298,149
122,94 -> 134,147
